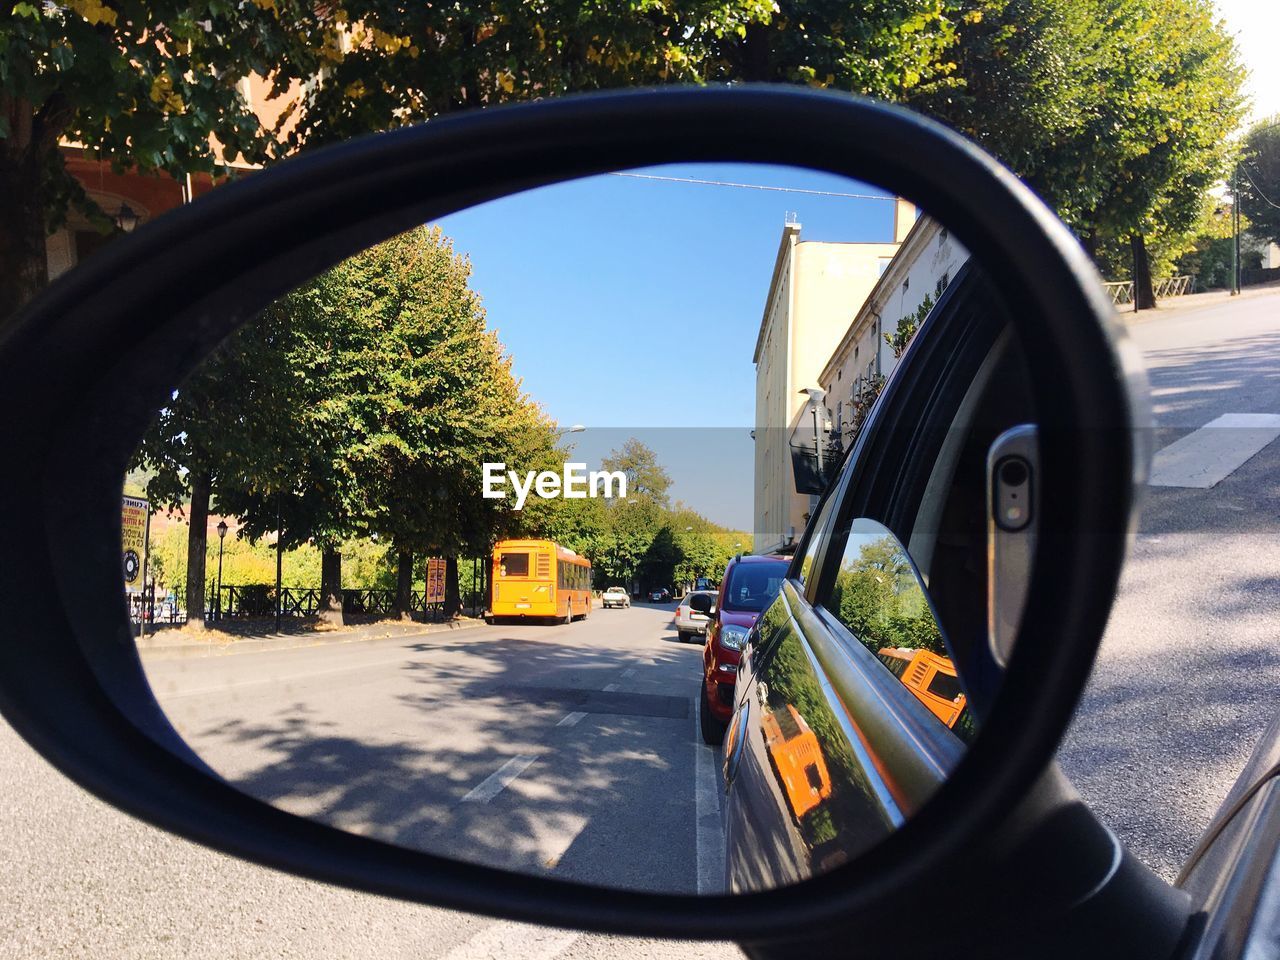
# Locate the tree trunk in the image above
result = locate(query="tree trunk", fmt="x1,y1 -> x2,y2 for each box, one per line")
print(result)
395,550 -> 414,621
741,22 -> 773,82
1132,234 -> 1157,310
318,547 -> 344,627
1079,228 -> 1098,261
444,555 -> 461,619
0,98 -> 60,329
185,470 -> 211,629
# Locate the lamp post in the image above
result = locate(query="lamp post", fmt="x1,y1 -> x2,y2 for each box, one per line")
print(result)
216,519 -> 228,621
556,424 -> 586,437
801,387 -> 827,476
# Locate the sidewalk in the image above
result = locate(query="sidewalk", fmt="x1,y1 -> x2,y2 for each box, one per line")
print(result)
136,614 -> 486,659
1117,280 -> 1280,323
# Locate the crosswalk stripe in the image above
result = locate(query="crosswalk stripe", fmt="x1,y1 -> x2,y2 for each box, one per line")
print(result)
1150,413 -> 1280,488
461,754 -> 538,803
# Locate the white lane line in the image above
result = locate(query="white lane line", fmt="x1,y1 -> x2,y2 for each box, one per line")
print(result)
603,682 -> 620,692
557,711 -> 587,727
461,754 -> 538,803
441,921 -> 578,960
1150,413 -> 1280,488
693,692 -> 727,895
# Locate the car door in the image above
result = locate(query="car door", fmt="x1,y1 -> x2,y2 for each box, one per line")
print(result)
724,266 -> 1038,892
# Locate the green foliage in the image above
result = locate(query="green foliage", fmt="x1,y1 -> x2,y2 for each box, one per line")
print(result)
829,536 -> 945,656
600,437 -> 673,508
146,521 -> 396,596
916,0 -> 1245,285
1241,116 -> 1280,248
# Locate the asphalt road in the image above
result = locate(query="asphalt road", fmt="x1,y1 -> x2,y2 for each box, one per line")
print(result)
0,604 -> 738,959
1059,286 -> 1280,880
144,603 -> 722,894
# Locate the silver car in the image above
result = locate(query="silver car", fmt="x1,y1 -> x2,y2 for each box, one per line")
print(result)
673,590 -> 716,642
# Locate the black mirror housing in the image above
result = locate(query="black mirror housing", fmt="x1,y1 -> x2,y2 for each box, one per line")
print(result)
0,86 -> 1168,956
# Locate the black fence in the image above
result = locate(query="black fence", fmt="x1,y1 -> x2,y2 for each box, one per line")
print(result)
130,576 -> 486,628
1243,267 -> 1280,287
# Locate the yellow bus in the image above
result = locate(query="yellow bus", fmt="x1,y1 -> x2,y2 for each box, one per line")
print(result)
877,647 -> 969,730
489,538 -> 592,624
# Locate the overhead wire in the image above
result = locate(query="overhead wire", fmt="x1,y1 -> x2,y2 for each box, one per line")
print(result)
606,170 -> 895,202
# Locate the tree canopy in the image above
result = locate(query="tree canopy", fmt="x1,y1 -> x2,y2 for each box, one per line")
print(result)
1240,117 -> 1280,249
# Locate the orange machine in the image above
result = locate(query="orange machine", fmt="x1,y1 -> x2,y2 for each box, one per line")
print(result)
877,648 -> 968,729
763,703 -> 833,820
489,539 -> 592,623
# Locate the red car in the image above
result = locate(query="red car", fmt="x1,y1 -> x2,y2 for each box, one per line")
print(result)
695,553 -> 790,744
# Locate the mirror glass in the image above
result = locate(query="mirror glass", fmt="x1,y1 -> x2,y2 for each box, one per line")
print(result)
122,163 -> 1036,894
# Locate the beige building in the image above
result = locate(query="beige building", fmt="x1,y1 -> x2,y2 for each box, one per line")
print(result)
819,217 -> 970,441
752,200 -> 916,554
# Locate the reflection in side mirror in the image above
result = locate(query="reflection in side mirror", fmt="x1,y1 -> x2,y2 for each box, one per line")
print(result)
125,160 -> 1026,900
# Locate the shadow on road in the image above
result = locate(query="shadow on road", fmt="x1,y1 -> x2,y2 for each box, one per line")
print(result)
181,629 -> 715,894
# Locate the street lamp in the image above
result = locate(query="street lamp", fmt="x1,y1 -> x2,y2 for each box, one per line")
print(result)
556,424 -> 586,436
114,203 -> 140,233
216,519 -> 228,621
800,387 -> 827,475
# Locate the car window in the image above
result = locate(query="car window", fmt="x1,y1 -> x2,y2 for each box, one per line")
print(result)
722,562 -> 788,613
811,274 -> 1034,722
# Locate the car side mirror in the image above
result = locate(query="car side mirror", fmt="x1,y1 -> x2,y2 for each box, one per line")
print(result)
0,87 -> 1159,955
688,593 -> 715,615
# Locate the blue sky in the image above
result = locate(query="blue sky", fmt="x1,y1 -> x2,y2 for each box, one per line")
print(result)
433,163 -> 903,528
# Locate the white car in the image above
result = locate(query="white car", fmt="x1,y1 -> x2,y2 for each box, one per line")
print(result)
601,586 -> 630,609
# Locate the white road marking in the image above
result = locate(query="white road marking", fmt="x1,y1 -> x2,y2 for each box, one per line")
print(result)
461,754 -> 538,803
693,693 -> 727,895
556,711 -> 587,727
621,667 -> 637,679
441,921 -> 578,960
1150,413 -> 1280,488
603,682 -> 620,692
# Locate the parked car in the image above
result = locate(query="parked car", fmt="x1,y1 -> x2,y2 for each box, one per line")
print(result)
673,590 -> 717,642
647,588 -> 670,603
600,586 -> 630,609
693,553 -> 789,744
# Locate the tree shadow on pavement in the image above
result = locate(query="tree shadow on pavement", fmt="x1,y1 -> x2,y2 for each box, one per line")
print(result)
178,630 -> 717,895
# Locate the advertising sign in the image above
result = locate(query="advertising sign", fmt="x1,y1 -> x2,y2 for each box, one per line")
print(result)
425,557 -> 447,604
122,496 -> 150,591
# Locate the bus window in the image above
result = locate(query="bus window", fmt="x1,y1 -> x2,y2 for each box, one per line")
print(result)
500,552 -> 529,577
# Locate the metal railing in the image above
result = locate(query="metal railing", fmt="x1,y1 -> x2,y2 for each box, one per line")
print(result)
1103,275 -> 1194,305
130,560 -> 488,629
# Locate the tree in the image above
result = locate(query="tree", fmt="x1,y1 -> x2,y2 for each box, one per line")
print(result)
1240,117 -> 1280,249
601,438 -> 672,508
131,315 -> 304,627
916,0 -> 1244,307
1058,0 -> 1244,307
0,0 -> 330,324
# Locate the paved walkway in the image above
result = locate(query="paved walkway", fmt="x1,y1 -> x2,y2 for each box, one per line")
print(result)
1117,280 -> 1280,323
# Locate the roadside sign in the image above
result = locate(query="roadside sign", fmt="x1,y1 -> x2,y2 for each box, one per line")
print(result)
122,496 -> 150,591
425,557 -> 447,604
